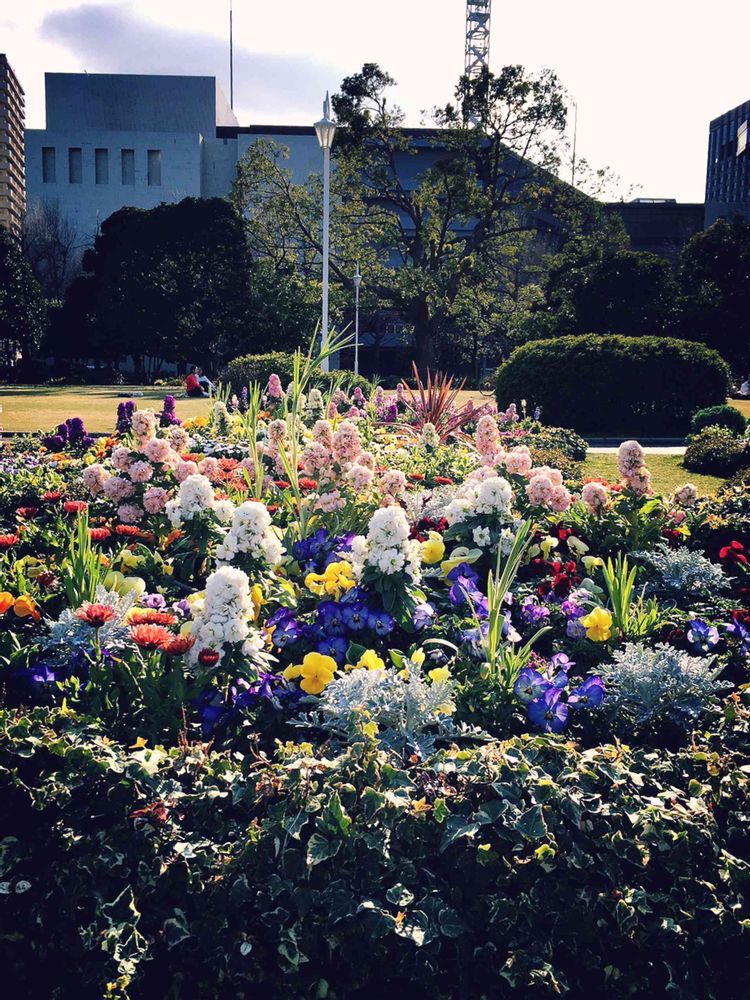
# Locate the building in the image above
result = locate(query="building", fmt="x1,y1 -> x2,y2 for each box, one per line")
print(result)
25,73 -> 240,245
604,198 -> 704,264
705,98 -> 750,227
0,54 -> 26,238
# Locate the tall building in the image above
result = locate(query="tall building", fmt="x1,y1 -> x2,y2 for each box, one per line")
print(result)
0,54 -> 26,238
604,198 -> 704,264
705,98 -> 750,227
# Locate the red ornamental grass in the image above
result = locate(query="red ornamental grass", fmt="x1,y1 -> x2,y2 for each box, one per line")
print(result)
64,500 -> 88,514
129,624 -> 173,651
75,603 -> 117,627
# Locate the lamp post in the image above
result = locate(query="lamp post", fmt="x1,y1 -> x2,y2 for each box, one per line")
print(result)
315,93 -> 337,372
353,262 -> 362,376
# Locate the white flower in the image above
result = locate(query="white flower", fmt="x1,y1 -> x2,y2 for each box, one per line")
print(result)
473,526 -> 492,547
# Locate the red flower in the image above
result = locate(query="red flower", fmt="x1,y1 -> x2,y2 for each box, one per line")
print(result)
15,507 -> 40,519
64,500 -> 88,514
0,534 -> 19,549
409,473 -> 425,482
197,648 -> 220,667
36,571 -> 58,589
129,609 -> 178,627
129,624 -> 173,650
299,478 -> 318,490
75,603 -> 117,627
266,504 -> 280,514
162,634 -> 196,656
115,525 -> 147,539
89,527 -> 112,542
41,491 -> 63,502
719,541 -> 747,566
433,476 -> 454,485
273,480 -> 291,490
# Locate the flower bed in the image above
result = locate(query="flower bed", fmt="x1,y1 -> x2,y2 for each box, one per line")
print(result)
1,348 -> 749,998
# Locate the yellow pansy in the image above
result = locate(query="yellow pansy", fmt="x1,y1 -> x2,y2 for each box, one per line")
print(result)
118,549 -> 142,571
357,649 -> 385,671
540,536 -> 559,560
567,537 -> 589,557
440,547 -> 482,577
410,648 -> 426,667
83,453 -> 96,466
282,663 -> 304,681
421,531 -> 445,565
582,555 -> 604,574
119,576 -> 147,597
581,606 -> 613,642
14,595 -> 41,620
299,652 -> 337,695
250,584 -> 264,621
428,666 -> 451,684
306,561 -> 355,601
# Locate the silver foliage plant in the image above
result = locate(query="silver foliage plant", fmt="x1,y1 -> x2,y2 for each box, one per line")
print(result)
44,585 -> 139,650
634,544 -> 729,599
599,642 -> 729,732
299,668 -> 460,755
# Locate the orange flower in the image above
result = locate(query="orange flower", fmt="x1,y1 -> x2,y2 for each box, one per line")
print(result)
128,608 -> 178,627
161,634 -> 196,656
129,624 -> 173,651
0,534 -> 19,549
0,592 -> 15,614
14,595 -> 41,621
75,603 -> 116,627
89,527 -> 112,542
64,501 -> 88,514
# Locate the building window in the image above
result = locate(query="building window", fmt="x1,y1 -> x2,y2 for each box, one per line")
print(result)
147,149 -> 162,186
42,147 -> 56,183
95,148 -> 109,184
68,147 -> 82,184
121,148 -> 135,186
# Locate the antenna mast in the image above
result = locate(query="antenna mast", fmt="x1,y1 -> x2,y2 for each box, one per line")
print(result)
465,1 -> 492,80
229,0 -> 234,109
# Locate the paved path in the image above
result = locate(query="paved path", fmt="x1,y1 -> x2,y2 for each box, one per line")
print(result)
588,446 -> 686,455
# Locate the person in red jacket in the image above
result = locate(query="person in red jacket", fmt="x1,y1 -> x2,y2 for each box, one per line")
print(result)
185,367 -> 206,397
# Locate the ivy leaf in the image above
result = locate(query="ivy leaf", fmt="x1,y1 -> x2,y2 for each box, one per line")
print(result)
323,791 -> 352,837
438,906 -> 466,938
394,909 -> 428,947
440,816 -> 481,852
514,806 -> 548,841
306,833 -> 341,867
386,883 -> 414,907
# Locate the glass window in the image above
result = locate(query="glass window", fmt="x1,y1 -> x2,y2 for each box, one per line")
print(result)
95,148 -> 109,184
42,147 -> 56,183
147,149 -> 162,186
121,148 -> 135,186
68,147 -> 82,184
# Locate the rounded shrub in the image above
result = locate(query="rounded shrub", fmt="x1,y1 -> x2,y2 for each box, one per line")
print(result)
684,426 -> 750,476
221,352 -> 371,397
691,404 -> 747,436
496,335 -> 730,435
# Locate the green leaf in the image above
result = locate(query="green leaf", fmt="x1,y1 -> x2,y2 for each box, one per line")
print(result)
323,791 -> 352,837
306,833 -> 341,867
513,806 -> 548,841
386,883 -> 414,907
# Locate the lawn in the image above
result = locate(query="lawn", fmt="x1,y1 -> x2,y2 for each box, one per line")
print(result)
583,453 -> 724,495
0,385 -> 212,433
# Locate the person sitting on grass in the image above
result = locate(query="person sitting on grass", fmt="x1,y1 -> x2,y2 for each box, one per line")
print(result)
185,367 -> 206,398
197,367 -> 215,397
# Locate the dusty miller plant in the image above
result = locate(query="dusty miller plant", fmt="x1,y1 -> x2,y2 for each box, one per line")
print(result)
599,642 -> 729,734
44,585 -> 139,651
634,545 -> 728,599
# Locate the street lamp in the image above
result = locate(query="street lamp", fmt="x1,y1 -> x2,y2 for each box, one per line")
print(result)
315,93 -> 337,372
353,262 -> 362,376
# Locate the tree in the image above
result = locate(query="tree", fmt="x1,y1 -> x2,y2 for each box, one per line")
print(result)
233,63 -> 597,369
22,200 -> 81,300
0,227 -> 47,374
52,198 -> 254,378
677,218 -> 750,373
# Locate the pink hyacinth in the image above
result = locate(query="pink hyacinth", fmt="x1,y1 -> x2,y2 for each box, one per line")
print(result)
581,481 -> 609,515
176,461 -> 199,483
504,447 -> 533,477
128,460 -> 154,484
143,487 -> 169,514
117,503 -> 144,524
267,374 -> 284,399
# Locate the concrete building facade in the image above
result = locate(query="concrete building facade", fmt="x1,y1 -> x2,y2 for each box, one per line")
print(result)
0,54 -> 26,238
705,98 -> 750,227
604,198 -> 704,264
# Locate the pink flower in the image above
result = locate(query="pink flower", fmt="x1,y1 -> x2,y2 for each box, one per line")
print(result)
176,461 -> 199,483
381,469 -> 407,498
198,456 -> 221,482
617,440 -> 645,477
267,373 -> 284,399
111,446 -> 132,472
129,460 -> 154,484
529,466 -> 563,487
312,420 -> 334,449
345,464 -> 373,492
316,489 -> 345,513
504,447 -> 533,477
118,503 -> 144,523
144,437 -> 172,464
526,473 -> 555,507
143,487 -> 169,514
103,476 -> 135,503
581,481 -> 609,515
548,484 -> 573,513
82,463 -> 111,496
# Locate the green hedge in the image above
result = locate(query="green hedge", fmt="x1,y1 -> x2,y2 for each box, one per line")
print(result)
684,426 -> 750,476
496,335 -> 730,435
221,351 -> 372,397
691,404 -> 747,436
2,707 -> 750,999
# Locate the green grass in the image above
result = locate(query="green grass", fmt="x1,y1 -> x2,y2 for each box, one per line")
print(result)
0,385 -> 212,434
583,453 -> 724,496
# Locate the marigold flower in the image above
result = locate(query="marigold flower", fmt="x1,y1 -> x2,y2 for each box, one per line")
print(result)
16,507 -> 40,519
14,595 -> 41,621
75,603 -> 117,627
298,478 -> 318,490
129,624 -> 173,650
432,476 -> 453,485
115,525 -> 146,538
41,491 -> 63,502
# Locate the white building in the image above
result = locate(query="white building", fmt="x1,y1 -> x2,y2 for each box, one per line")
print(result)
25,72 -> 321,247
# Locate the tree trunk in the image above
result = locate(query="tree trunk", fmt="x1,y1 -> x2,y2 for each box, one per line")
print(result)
411,298 -> 435,372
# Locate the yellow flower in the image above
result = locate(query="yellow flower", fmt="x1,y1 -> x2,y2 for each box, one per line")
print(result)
421,531 -> 445,565
282,664 -> 304,681
410,648 -> 426,667
0,591 -> 15,614
118,549 -> 142,571
581,607 -> 613,642
83,453 -> 96,466
567,537 -> 589,557
306,561 -> 355,600
299,652 -> 337,695
357,649 -> 385,671
582,555 -> 604,574
14,595 -> 41,621
119,576 -> 146,598
362,720 -> 379,739
540,536 -> 559,560
428,666 -> 451,684
250,584 -> 264,621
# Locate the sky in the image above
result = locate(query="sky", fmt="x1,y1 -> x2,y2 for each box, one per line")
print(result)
2,0 -> 749,202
